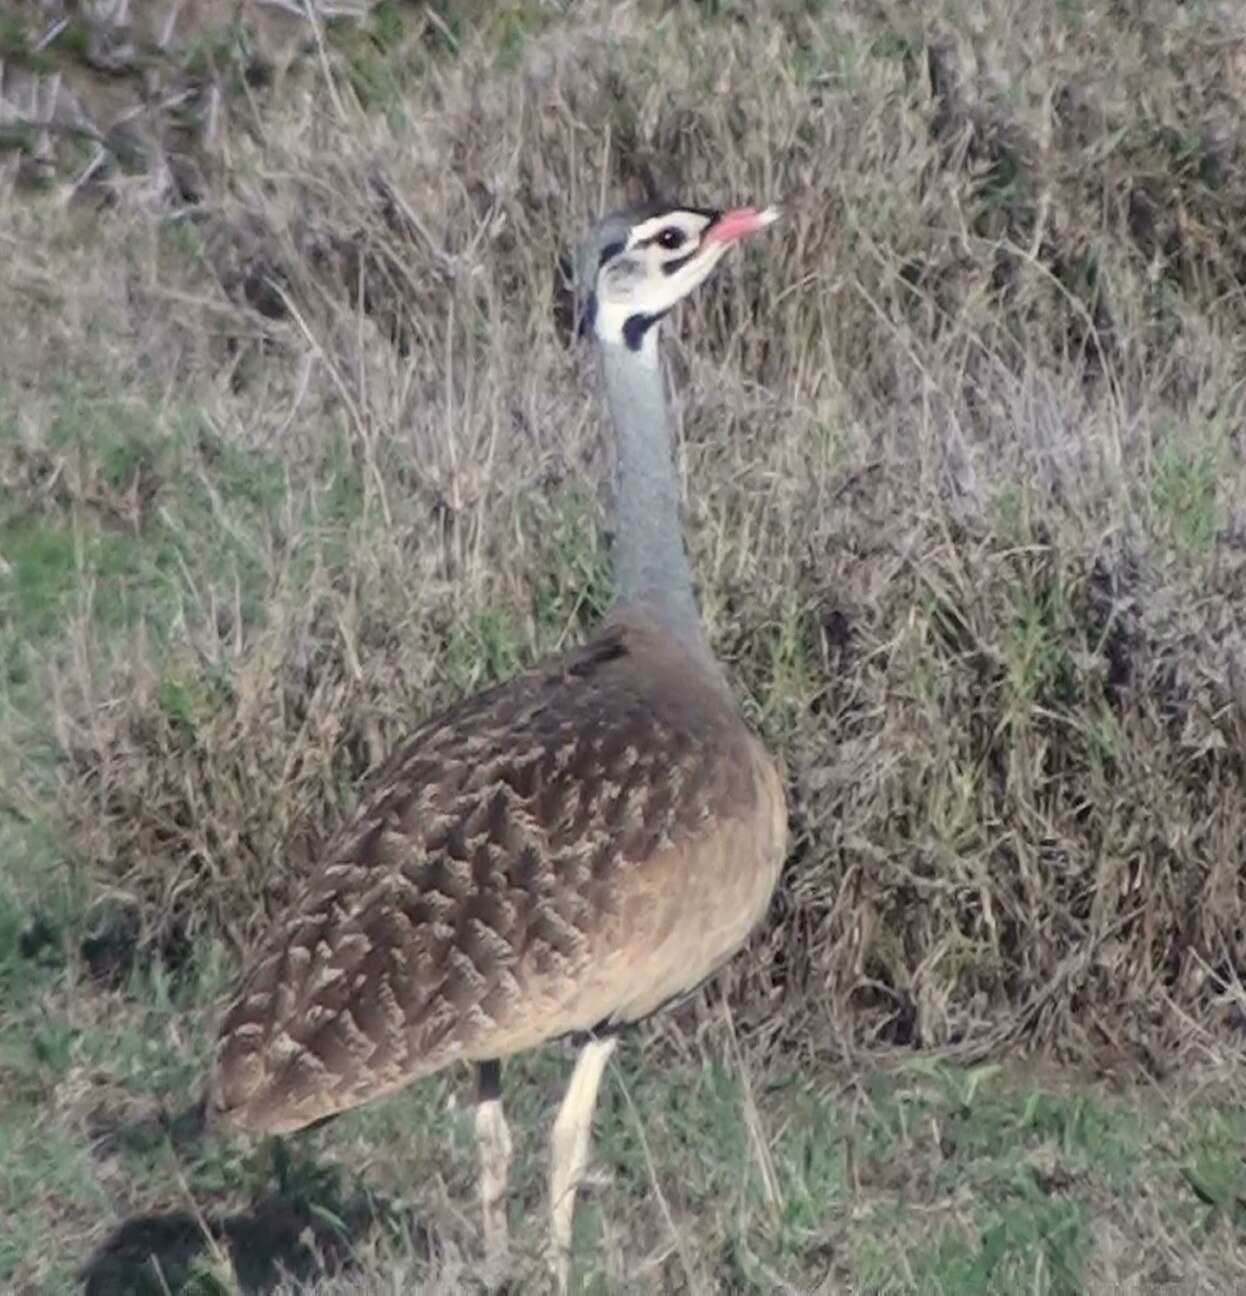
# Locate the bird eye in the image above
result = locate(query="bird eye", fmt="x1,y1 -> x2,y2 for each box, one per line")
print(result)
657,227 -> 686,250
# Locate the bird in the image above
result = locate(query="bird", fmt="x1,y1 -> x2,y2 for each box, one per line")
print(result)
208,198 -> 787,1291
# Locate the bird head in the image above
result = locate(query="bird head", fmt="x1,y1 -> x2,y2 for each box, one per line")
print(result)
578,201 -> 780,354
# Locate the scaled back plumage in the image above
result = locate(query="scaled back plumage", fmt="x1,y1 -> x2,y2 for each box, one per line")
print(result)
211,612 -> 784,1133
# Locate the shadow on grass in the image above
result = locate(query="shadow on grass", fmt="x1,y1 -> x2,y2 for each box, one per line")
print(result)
80,1119 -> 430,1296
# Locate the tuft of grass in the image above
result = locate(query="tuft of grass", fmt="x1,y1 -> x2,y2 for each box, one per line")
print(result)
1150,441 -> 1222,552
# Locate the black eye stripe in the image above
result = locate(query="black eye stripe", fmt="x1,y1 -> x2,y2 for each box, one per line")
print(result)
659,251 -> 697,277
640,230 -> 689,250
599,226 -> 699,272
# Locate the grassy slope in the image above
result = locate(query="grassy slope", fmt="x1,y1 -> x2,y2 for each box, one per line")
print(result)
4,0 -> 1246,1291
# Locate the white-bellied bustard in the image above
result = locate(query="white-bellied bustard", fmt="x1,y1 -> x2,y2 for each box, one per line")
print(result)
208,200 -> 787,1290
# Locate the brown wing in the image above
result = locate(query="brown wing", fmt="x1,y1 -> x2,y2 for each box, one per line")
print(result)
209,611 -> 786,1134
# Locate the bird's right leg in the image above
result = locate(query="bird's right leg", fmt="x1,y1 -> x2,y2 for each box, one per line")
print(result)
547,1035 -> 618,1294
475,1058 -> 512,1284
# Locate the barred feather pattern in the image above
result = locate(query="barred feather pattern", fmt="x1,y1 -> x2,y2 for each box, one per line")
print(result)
210,611 -> 787,1134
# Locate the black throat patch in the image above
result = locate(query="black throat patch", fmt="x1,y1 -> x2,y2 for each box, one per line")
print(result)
622,310 -> 668,352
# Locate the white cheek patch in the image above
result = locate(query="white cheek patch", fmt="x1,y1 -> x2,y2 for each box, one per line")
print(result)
592,240 -> 731,350
603,256 -> 646,303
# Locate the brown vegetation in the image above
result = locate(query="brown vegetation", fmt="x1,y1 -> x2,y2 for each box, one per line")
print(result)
6,0 -> 1246,1088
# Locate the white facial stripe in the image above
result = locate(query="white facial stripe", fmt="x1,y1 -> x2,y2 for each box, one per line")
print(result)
627,210 -> 712,249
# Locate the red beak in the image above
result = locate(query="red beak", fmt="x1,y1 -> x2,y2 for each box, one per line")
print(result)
704,205 -> 781,245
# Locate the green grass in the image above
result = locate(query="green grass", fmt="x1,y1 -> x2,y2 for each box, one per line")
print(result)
0,13 -> 56,73
0,379 -> 376,701
3,913 -> 1244,1294
1151,440 -> 1222,552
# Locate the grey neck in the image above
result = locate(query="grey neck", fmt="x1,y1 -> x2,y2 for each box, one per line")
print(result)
598,333 -> 712,666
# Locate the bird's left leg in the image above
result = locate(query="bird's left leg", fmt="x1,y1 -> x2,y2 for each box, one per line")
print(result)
475,1058 -> 513,1283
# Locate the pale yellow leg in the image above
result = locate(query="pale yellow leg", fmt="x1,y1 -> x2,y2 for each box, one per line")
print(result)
475,1061 -> 512,1285
547,1036 -> 617,1294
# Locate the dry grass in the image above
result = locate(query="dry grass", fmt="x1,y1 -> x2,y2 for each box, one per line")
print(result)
5,0 -> 1246,1290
